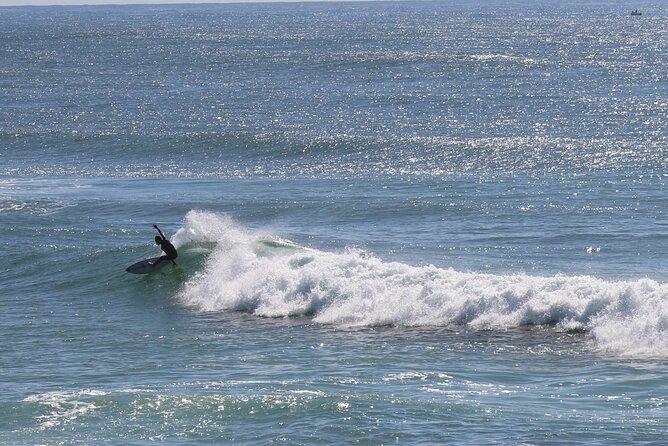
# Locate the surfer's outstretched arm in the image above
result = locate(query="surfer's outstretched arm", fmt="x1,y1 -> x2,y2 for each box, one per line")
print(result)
153,224 -> 166,240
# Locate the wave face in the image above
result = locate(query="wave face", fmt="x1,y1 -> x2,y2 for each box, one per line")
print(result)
177,211 -> 668,357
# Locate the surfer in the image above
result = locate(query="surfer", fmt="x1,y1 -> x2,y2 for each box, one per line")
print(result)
153,224 -> 178,266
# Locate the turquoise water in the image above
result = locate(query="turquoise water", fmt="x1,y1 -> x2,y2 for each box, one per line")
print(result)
2,2 -> 668,444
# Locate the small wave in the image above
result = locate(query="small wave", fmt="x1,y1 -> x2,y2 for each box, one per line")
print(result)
23,389 -> 110,430
464,53 -> 542,65
177,210 -> 668,357
0,199 -> 73,215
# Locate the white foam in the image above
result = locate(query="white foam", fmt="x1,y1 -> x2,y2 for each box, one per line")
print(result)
177,210 -> 668,357
24,389 -> 109,430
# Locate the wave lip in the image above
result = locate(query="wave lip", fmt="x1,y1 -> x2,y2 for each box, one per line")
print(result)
177,210 -> 668,357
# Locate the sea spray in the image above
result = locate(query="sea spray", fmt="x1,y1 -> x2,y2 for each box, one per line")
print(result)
177,211 -> 668,357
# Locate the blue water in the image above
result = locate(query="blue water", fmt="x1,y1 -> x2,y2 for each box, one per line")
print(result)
2,1 -> 668,444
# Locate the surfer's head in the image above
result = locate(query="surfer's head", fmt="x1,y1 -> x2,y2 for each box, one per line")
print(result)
155,236 -> 162,245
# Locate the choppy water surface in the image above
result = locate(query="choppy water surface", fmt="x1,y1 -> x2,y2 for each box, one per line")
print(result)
2,1 -> 668,444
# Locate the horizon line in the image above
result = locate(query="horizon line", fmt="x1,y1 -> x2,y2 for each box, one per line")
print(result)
2,0 -> 390,7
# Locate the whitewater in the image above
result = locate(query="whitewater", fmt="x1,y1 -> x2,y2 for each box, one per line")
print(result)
176,211 -> 668,357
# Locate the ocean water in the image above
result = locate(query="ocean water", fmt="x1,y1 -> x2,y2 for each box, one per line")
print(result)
2,1 -> 668,444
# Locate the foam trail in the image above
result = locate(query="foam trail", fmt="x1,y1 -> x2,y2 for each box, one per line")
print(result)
177,211 -> 668,357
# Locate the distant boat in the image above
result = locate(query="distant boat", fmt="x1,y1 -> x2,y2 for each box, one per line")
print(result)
630,9 -> 642,16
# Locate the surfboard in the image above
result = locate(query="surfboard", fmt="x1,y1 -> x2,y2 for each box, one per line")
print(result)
126,257 -> 169,274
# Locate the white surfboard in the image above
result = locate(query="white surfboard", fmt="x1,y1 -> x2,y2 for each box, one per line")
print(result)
126,257 -> 169,274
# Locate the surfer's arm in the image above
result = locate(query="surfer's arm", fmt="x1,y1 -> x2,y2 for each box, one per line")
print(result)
153,224 -> 166,240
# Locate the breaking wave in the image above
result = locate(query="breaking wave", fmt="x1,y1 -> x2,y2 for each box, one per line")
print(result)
176,211 -> 668,357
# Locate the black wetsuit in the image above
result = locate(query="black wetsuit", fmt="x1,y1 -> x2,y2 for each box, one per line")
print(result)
158,238 -> 178,261
153,225 -> 178,265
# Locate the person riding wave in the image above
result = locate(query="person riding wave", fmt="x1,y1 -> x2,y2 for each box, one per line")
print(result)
153,224 -> 178,266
